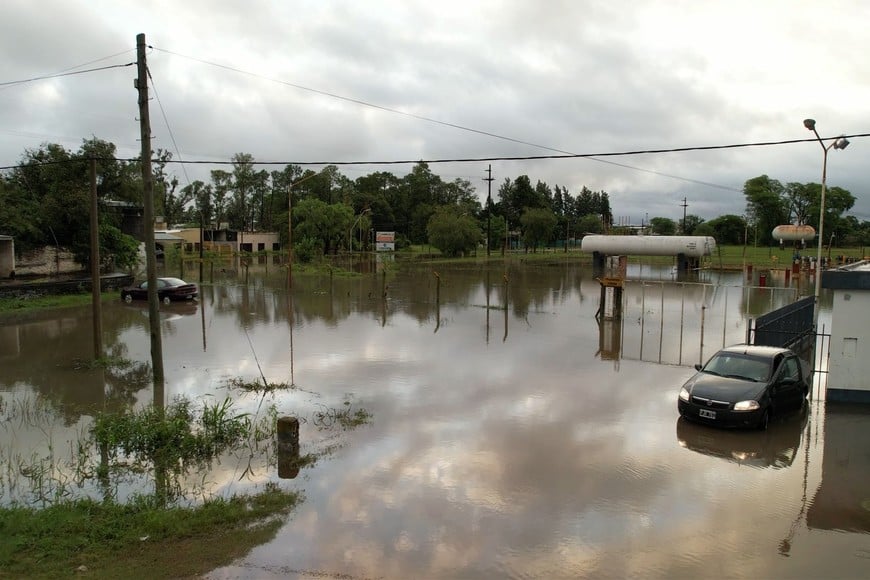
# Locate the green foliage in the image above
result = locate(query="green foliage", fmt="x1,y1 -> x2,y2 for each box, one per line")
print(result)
98,223 -> 140,271
0,292 -> 116,315
426,206 -> 482,257
294,235 -> 322,263
0,483 -> 301,578
577,213 -> 604,235
693,222 -> 715,238
743,175 -> 787,245
682,214 -> 704,235
649,217 -> 677,235
5,139 -> 870,275
293,198 -> 354,255
705,214 -> 746,245
483,214 -> 507,251
91,397 -> 254,474
520,207 -> 558,252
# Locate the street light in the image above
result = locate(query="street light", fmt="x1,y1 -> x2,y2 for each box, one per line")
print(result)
349,208 -> 371,253
803,118 -> 849,327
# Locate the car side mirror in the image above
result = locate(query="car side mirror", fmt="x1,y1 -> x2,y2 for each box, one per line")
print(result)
694,364 -> 702,371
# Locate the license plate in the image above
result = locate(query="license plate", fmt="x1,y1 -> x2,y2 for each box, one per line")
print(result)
699,409 -> 716,419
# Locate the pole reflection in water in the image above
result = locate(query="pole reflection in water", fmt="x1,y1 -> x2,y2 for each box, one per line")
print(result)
485,269 -> 491,344
503,272 -> 509,343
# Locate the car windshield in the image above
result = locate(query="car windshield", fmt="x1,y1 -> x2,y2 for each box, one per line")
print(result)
702,353 -> 771,382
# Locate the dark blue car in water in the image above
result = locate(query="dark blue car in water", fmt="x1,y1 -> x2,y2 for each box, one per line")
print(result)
678,345 -> 810,430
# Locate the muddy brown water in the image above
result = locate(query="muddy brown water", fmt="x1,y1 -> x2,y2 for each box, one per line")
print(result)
2,260 -> 867,579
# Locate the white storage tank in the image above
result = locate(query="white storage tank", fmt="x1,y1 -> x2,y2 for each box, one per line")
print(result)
772,225 -> 815,242
581,235 -> 716,258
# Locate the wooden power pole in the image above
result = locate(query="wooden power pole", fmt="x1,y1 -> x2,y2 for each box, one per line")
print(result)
681,197 -> 688,234
89,157 -> 103,358
136,32 -> 165,395
484,165 -> 494,257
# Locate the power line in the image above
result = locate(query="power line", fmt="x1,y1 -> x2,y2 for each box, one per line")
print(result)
0,61 -> 135,88
148,46 -> 745,190
146,66 -> 192,187
4,133 -> 867,179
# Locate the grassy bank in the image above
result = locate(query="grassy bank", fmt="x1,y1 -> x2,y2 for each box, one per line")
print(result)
0,485 -> 301,578
0,291 -> 117,315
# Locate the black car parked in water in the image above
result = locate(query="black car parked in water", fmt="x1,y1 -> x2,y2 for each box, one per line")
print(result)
678,345 -> 811,430
120,277 -> 198,304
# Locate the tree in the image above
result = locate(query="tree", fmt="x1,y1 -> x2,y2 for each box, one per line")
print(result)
183,181 -> 213,228
7,140 -> 140,271
426,206 -> 482,257
693,222 -> 715,238
649,217 -> 677,236
520,207 -> 557,252
210,170 -> 232,229
705,214 -> 746,245
228,153 -> 269,232
682,214 -> 704,235
292,199 -> 353,255
803,183 -> 855,240
577,213 -> 604,235
484,214 -> 508,252
498,175 -> 546,230
784,182 -> 814,225
743,175 -> 787,246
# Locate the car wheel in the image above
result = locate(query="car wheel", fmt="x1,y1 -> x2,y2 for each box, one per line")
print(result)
757,409 -> 770,431
163,296 -> 171,305
123,293 -> 132,303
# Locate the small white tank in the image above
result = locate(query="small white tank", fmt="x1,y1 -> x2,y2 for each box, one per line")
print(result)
772,225 -> 815,242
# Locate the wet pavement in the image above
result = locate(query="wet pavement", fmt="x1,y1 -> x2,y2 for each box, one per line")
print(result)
2,259 -> 868,578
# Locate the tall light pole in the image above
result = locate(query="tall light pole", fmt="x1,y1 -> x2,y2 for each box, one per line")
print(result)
803,118 -> 849,327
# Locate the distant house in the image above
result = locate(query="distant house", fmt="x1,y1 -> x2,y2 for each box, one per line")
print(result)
154,231 -> 186,259
159,227 -> 281,256
0,235 -> 14,278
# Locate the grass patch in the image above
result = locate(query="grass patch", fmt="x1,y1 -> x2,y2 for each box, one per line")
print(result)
0,483 -> 301,579
226,376 -> 293,393
0,291 -> 116,315
314,398 -> 373,430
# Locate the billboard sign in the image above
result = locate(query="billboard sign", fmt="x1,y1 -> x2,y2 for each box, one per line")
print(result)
376,231 -> 395,251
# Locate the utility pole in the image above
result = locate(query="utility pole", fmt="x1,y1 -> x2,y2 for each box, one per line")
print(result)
680,197 -> 688,234
483,165 -> 494,257
89,157 -> 102,358
288,183 -> 293,289
136,32 -> 165,395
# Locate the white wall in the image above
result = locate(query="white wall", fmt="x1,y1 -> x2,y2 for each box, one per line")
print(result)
828,290 -> 870,392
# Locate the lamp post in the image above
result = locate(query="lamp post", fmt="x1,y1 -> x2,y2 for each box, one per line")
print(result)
803,118 -> 849,327
349,208 -> 371,253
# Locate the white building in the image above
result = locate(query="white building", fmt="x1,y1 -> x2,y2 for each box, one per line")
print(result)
822,260 -> 870,403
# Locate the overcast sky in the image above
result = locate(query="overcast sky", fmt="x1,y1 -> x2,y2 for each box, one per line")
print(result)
2,0 -> 868,224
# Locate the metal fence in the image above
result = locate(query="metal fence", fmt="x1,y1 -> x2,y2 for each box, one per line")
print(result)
750,295 -> 814,349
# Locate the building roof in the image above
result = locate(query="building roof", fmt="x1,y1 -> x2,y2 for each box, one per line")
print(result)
821,260 -> 870,290
154,232 -> 185,242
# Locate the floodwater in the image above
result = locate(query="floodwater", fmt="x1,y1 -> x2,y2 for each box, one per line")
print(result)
2,258 -> 869,579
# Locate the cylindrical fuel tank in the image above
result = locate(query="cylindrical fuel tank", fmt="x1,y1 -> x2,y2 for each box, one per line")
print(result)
580,235 -> 716,257
772,225 -> 815,242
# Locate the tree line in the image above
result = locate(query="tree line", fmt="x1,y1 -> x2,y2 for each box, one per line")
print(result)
1,138 -> 867,271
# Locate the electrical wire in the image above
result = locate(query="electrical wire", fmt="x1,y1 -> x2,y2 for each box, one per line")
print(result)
1,133 -> 868,174
0,61 -> 135,88
148,46 -> 745,191
146,66 -> 193,187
